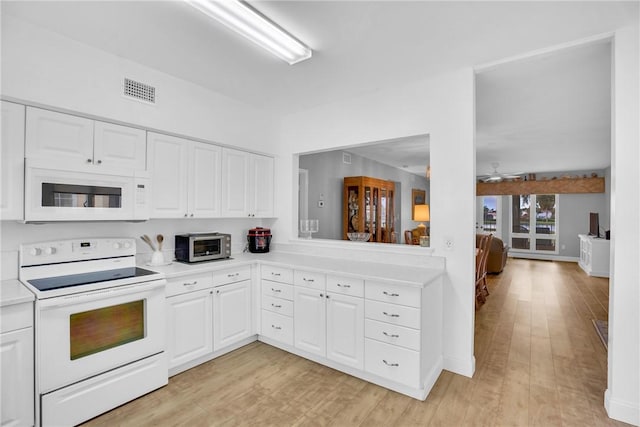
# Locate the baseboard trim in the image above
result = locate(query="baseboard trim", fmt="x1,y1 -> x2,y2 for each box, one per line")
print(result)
605,389 -> 640,426
509,253 -> 579,263
443,354 -> 475,378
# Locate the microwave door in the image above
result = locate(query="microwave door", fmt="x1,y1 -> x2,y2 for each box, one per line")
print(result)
42,183 -> 122,208
192,237 -> 221,259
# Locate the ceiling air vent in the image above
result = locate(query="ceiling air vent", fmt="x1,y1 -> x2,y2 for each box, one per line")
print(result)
123,78 -> 156,104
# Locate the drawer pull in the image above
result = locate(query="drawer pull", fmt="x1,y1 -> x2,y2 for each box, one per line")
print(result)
382,359 -> 399,367
227,273 -> 240,278
383,311 -> 400,318
271,324 -> 282,330
183,281 -> 198,286
337,283 -> 351,288
383,291 -> 400,297
382,331 -> 400,338
271,272 -> 281,277
271,303 -> 282,308
271,288 -> 282,293
303,277 -> 315,282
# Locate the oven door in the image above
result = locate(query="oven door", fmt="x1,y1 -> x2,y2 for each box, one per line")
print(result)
36,280 -> 166,393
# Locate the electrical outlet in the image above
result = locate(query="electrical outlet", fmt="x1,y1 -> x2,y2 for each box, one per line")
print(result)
318,200 -> 325,208
444,238 -> 454,250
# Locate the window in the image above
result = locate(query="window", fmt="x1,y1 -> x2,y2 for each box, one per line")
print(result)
510,194 -> 558,254
477,196 -> 502,240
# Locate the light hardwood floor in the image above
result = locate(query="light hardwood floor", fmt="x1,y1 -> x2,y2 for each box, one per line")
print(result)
83,258 -> 627,426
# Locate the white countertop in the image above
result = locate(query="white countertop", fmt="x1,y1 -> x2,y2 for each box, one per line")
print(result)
146,251 -> 443,288
0,279 -> 35,307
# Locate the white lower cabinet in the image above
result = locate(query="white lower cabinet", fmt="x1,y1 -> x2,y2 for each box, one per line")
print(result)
166,288 -> 214,369
1,302 -> 34,427
326,292 -> 364,369
214,280 -> 252,349
294,287 -> 326,356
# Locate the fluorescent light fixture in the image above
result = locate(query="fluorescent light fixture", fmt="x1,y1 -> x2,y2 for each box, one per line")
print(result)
186,0 -> 312,65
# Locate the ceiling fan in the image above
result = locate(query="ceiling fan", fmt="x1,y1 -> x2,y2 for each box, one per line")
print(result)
478,162 -> 524,182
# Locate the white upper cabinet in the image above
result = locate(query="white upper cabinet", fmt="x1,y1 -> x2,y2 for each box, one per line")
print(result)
93,121 -> 146,171
222,147 -> 274,218
1,101 -> 25,220
147,132 -> 222,219
25,107 -> 145,174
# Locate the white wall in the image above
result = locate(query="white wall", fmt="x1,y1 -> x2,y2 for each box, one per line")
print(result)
276,69 -> 476,377
606,25 -> 639,426
1,15 -> 278,152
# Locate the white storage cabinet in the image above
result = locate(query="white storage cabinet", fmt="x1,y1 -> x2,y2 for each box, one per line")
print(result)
221,147 -> 274,218
578,234 -> 610,278
147,132 -> 222,219
1,101 -> 25,220
1,301 -> 34,427
26,106 -> 146,173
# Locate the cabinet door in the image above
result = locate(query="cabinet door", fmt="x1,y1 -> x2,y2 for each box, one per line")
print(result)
93,121 -> 146,172
326,292 -> 364,370
147,132 -> 189,218
1,101 -> 25,220
189,142 -> 222,218
166,289 -> 214,369
221,148 -> 249,217
1,327 -> 34,427
213,280 -> 252,350
250,154 -> 274,218
25,107 -> 94,167
294,287 -> 326,357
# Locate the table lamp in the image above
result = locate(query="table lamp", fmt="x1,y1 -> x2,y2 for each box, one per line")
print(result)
413,204 -> 430,246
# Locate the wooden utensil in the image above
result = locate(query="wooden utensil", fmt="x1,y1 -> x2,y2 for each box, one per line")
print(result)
140,235 -> 156,251
156,234 -> 164,251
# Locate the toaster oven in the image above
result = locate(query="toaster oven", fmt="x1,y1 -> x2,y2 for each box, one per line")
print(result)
175,233 -> 231,263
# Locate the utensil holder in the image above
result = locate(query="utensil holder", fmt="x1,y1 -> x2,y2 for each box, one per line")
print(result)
150,251 -> 165,266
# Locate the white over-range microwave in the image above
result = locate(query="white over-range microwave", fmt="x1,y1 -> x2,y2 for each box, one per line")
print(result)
24,159 -> 150,222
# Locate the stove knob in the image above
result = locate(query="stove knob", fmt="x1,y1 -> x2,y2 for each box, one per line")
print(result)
44,247 -> 56,255
29,247 -> 42,256
123,241 -> 132,249
113,242 -> 122,249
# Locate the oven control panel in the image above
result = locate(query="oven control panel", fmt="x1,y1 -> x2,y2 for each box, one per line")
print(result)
20,238 -> 137,266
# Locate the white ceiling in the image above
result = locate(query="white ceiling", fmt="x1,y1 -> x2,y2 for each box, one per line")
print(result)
2,1 -> 636,176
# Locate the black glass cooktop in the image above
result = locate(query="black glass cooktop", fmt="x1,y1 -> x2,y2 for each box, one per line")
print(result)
28,267 -> 158,292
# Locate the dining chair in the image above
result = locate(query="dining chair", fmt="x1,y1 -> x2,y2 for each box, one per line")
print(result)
475,234 -> 493,307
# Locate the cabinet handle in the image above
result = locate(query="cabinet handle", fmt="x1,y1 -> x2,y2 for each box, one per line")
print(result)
303,278 -> 315,282
383,331 -> 400,338
337,283 -> 351,288
96,159 -> 102,164
227,273 -> 240,278
382,359 -> 399,367
183,281 -> 198,286
383,311 -> 400,318
271,324 -> 282,330
383,291 -> 400,297
271,272 -> 281,277
216,289 -> 220,294
271,303 -> 282,308
190,213 -> 194,217
326,294 -> 330,299
320,293 -> 324,297
271,288 -> 281,293
86,158 -> 92,163
184,213 -> 188,217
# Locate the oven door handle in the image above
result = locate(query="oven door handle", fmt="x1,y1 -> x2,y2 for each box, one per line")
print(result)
37,279 -> 167,308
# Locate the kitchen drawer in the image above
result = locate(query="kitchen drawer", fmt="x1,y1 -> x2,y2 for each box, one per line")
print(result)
262,294 -> 294,317
365,281 -> 421,308
294,270 -> 325,291
213,266 -> 251,286
365,338 -> 420,389
166,273 -> 213,297
261,280 -> 294,301
327,275 -> 364,298
261,310 -> 293,346
365,318 -> 420,351
365,300 -> 421,330
261,265 -> 293,284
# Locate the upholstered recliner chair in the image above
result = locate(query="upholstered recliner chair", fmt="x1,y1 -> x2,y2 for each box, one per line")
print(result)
475,234 -> 509,274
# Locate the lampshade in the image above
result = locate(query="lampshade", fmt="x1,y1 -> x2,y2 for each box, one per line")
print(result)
413,204 -> 430,222
185,0 -> 312,65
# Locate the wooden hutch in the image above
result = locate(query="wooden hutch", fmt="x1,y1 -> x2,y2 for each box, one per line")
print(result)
343,176 -> 396,243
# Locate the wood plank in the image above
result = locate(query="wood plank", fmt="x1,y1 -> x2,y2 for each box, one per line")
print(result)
477,176 -> 604,195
